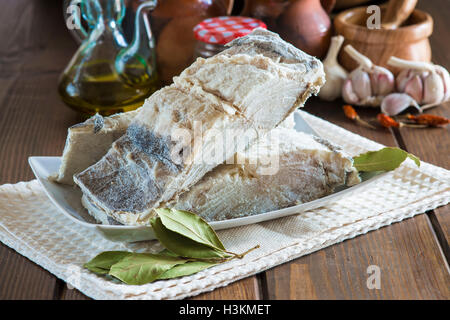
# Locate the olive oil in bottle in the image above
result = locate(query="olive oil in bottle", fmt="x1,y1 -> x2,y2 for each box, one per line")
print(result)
58,60 -> 159,117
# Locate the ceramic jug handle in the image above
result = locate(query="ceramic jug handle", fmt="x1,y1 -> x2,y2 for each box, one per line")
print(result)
63,0 -> 89,43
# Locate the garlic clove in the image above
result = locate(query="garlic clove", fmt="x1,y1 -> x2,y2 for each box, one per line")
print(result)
434,65 -> 450,102
396,69 -> 412,92
370,66 -> 395,96
404,75 -> 423,103
423,71 -> 445,104
318,35 -> 348,101
342,78 -> 359,104
381,93 -> 421,116
396,69 -> 426,92
349,68 -> 371,101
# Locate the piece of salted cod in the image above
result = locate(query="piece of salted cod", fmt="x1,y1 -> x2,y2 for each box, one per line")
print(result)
81,128 -> 360,224
74,29 -> 325,225
52,110 -> 139,185
173,28 -> 325,129
169,128 -> 360,222
53,110 -> 297,186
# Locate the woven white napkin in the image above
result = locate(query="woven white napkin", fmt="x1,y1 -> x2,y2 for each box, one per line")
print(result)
0,111 -> 448,300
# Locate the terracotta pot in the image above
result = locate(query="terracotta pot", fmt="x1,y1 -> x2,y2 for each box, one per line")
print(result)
241,0 -> 335,59
334,6 -> 433,74
276,0 -> 335,58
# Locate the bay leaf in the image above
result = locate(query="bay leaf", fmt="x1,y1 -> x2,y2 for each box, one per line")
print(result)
157,260 -> 219,280
151,217 -> 230,260
108,253 -> 188,285
154,208 -> 226,252
406,153 -> 421,168
353,147 -> 420,172
84,251 -> 132,275
158,249 -> 179,257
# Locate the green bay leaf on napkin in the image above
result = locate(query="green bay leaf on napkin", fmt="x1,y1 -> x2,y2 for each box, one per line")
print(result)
154,208 -> 227,252
84,251 -> 132,275
150,216 -> 230,260
108,253 -> 188,285
83,195 -> 259,285
157,260 -> 219,280
353,147 -> 420,172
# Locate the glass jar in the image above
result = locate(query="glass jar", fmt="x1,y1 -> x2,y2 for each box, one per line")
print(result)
194,42 -> 227,59
193,16 -> 267,59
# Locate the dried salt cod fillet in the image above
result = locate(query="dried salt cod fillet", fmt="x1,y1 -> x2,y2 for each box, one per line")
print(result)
53,110 -> 139,185
55,109 -> 296,186
81,128 -> 360,225
75,86 -> 252,224
170,128 -> 360,222
173,28 -> 325,129
75,29 -> 325,225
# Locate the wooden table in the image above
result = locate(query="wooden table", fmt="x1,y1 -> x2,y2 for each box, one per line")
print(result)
0,0 -> 448,300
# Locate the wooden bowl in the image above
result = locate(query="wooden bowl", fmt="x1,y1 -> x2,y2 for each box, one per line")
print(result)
334,6 -> 433,74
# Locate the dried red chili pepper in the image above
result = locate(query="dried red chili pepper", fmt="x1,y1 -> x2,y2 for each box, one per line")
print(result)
343,105 -> 375,129
406,114 -> 450,127
343,104 -> 357,120
377,113 -> 400,128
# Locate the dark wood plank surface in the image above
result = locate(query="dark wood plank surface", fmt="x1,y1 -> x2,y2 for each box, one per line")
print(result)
264,211 -> 450,299
0,0 -> 448,300
395,0 -> 450,262
192,277 -> 261,300
0,0 -> 80,300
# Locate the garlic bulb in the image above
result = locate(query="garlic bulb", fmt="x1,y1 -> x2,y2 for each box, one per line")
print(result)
318,36 -> 348,101
342,45 -> 395,107
388,56 -> 450,109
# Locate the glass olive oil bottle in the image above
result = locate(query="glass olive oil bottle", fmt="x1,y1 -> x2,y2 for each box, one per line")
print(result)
59,0 -> 159,116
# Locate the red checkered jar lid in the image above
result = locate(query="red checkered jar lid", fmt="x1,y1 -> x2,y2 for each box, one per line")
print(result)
193,16 -> 267,45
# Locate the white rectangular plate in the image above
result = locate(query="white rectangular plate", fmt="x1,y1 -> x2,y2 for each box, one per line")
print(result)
29,113 -> 387,242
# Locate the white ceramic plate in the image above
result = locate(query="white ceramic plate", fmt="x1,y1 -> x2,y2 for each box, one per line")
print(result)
29,113 -> 387,242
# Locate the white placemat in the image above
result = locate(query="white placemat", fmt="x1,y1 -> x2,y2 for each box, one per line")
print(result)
0,111 -> 449,300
